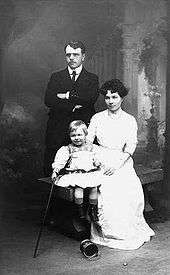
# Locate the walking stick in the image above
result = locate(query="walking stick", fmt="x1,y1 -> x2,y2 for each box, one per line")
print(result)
33,177 -> 56,258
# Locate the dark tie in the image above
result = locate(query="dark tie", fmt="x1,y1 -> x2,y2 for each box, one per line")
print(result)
72,71 -> 76,82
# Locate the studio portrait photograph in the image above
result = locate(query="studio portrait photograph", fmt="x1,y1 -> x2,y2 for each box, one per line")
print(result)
0,0 -> 170,274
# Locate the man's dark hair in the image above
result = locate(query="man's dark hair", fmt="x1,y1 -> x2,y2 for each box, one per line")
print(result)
64,40 -> 86,54
100,79 -> 129,98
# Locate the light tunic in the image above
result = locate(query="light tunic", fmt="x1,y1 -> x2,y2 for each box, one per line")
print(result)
52,143 -> 102,188
87,109 -> 155,250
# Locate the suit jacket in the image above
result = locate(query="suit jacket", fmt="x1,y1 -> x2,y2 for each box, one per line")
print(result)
44,67 -> 99,148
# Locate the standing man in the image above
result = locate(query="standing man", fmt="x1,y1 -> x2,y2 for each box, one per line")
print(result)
44,40 -> 99,176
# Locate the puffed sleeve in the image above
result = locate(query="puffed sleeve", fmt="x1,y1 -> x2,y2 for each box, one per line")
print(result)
123,116 -> 138,156
52,146 -> 70,173
87,115 -> 97,143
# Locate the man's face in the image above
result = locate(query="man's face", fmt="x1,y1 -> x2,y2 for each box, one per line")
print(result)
65,45 -> 85,69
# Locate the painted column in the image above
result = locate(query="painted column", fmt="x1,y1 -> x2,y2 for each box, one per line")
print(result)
122,30 -> 139,117
164,0 -> 170,198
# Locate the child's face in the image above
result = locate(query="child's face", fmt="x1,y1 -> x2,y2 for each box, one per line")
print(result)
70,127 -> 86,147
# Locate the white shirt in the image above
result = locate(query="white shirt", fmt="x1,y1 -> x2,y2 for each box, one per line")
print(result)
68,65 -> 83,81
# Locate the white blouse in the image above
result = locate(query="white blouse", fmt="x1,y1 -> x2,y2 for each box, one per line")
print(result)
87,109 -> 138,156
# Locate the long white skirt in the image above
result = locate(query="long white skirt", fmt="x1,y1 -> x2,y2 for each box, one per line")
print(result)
90,157 -> 155,250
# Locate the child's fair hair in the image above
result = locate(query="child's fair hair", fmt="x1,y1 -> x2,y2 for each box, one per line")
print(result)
69,120 -> 88,136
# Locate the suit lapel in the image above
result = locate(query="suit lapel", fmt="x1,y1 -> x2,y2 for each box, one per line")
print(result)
75,67 -> 89,86
61,68 -> 73,87
62,68 -> 72,81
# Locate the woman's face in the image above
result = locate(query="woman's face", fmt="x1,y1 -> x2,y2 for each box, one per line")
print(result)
104,90 -> 123,113
70,127 -> 86,147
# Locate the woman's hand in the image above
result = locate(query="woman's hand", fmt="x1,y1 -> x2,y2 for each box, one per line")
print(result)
103,166 -> 116,176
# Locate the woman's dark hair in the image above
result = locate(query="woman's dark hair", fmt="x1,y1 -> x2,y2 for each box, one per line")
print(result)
64,40 -> 86,54
100,79 -> 129,98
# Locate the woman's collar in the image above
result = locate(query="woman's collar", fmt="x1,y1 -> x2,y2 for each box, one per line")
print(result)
107,108 -> 123,119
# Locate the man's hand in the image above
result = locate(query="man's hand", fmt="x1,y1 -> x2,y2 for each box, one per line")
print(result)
57,92 -> 70,99
72,105 -> 82,112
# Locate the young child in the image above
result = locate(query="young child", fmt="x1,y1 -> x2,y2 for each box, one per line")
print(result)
51,120 -> 102,222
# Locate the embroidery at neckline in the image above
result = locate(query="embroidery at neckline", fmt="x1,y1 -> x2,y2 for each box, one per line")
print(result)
68,143 -> 93,153
107,109 -> 123,119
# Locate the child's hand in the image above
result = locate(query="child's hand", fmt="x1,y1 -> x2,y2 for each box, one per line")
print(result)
93,157 -> 101,168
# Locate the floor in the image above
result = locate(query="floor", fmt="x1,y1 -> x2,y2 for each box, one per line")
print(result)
1,200 -> 170,275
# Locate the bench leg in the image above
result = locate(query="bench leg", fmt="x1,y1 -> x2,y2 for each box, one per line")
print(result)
143,184 -> 167,223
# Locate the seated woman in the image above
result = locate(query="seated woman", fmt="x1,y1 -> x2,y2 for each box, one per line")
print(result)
51,120 -> 102,222
87,79 -> 155,250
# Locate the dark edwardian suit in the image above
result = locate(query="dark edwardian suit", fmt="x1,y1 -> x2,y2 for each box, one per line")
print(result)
44,67 -> 99,175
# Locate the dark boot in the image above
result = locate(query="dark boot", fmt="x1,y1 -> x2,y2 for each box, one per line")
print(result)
76,204 -> 85,220
89,204 -> 99,222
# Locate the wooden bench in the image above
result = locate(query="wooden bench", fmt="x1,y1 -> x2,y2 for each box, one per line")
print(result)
38,165 -> 164,202
37,166 -> 164,241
